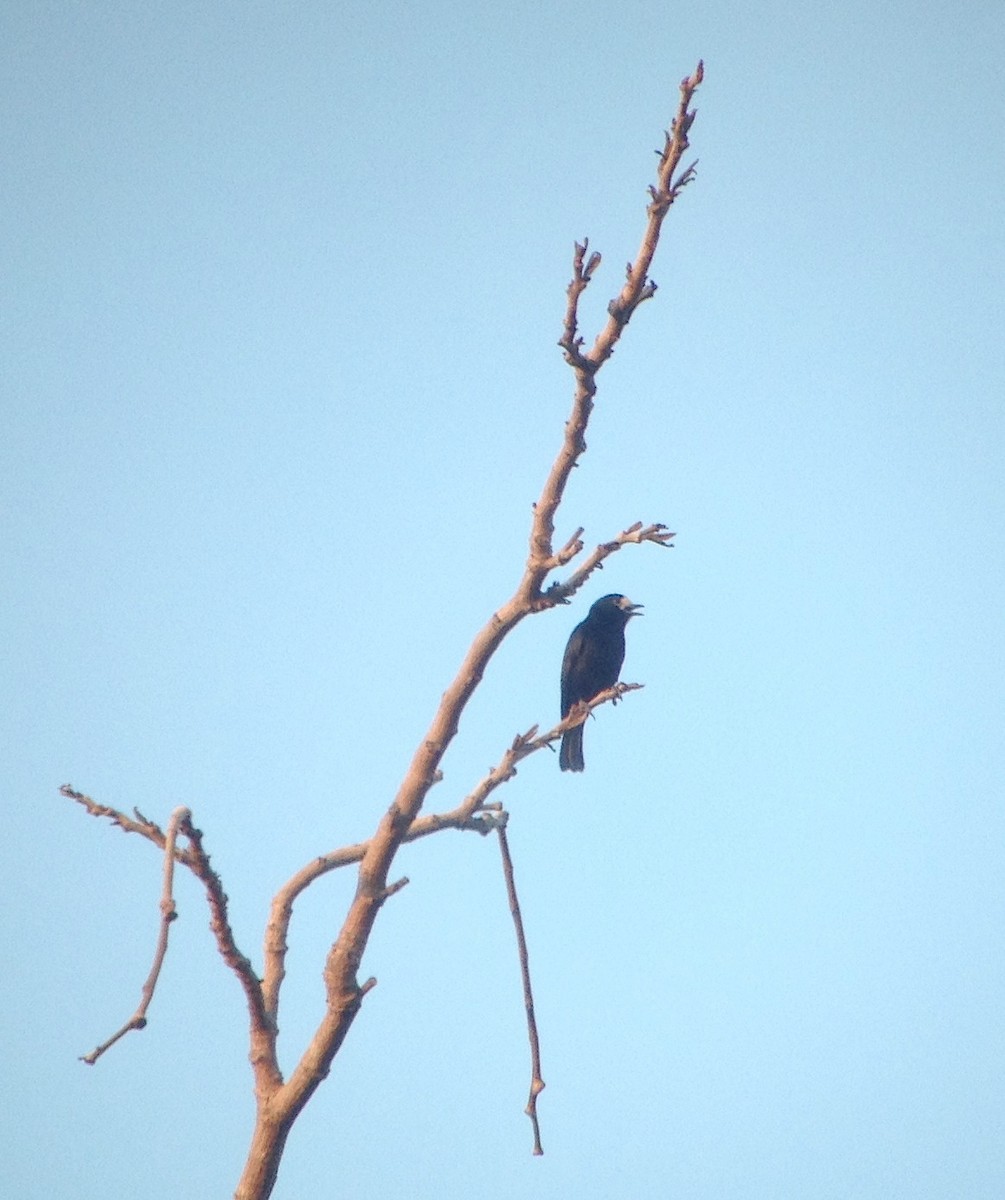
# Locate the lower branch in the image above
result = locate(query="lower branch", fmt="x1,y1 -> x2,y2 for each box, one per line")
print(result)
261,682 -> 642,1016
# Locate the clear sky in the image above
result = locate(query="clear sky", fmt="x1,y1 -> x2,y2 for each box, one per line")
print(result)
3,2 -> 1004,1197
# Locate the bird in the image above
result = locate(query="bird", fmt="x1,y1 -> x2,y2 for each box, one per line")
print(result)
559,593 -> 643,772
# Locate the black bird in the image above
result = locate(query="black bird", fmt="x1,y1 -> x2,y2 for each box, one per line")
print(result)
559,593 -> 643,772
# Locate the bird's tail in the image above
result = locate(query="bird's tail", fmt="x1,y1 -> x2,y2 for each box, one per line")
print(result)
559,724 -> 585,772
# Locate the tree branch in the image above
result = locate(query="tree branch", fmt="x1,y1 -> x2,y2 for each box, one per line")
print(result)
544,521 -> 675,606
79,806 -> 188,1064
590,60 -> 703,366
177,814 -> 281,1095
65,786 -> 280,1092
497,823 -> 544,1156
62,783 -> 169,849
544,60 -> 702,591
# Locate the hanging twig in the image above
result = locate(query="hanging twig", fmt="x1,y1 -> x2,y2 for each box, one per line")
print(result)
497,823 -> 545,1155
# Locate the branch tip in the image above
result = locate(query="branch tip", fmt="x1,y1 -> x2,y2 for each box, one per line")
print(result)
380,877 -> 410,903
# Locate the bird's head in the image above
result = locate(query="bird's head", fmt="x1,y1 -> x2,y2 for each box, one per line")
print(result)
593,593 -> 644,619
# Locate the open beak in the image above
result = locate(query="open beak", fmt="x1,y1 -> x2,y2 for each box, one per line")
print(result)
624,599 -> 644,617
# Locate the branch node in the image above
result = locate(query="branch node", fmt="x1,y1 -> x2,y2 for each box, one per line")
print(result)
466,809 -> 509,834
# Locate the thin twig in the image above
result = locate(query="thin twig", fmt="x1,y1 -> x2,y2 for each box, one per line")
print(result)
497,823 -> 544,1155
457,681 -> 644,812
80,806 -> 189,1064
544,522 -> 675,607
62,784 -> 169,848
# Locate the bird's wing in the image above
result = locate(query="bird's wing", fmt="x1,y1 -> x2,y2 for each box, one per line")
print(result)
560,625 -> 591,715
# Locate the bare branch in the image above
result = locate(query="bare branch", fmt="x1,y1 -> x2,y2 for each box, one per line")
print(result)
590,61 -> 703,366
552,525 -> 586,569
62,784 -> 169,849
461,682 -> 645,810
531,62 -> 702,596
66,786 -> 279,1088
543,522 -> 675,607
497,824 -> 545,1156
80,806 -> 188,1064
558,239 -> 596,372
177,815 -> 281,1092
380,877 -> 410,903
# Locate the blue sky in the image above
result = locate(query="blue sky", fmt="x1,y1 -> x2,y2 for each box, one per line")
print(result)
3,2 -> 1004,1197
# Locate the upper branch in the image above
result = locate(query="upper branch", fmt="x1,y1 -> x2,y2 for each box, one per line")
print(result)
532,61 -> 702,591
590,61 -> 703,367
543,521 -> 675,606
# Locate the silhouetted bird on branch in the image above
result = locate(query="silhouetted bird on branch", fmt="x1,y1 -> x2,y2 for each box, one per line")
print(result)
559,593 -> 643,772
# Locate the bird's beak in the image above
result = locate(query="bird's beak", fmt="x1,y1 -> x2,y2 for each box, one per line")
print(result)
625,600 -> 644,616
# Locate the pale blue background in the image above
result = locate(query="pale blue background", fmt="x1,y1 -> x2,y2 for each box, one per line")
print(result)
3,2 -> 1004,1197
